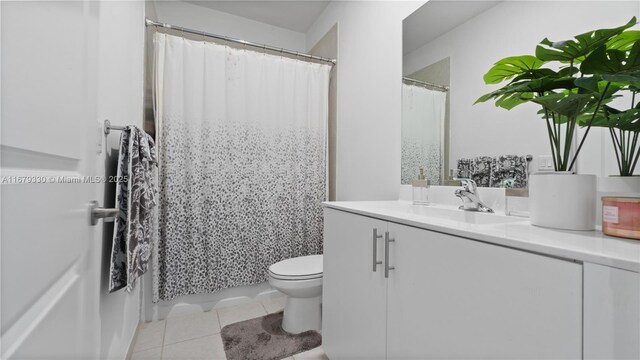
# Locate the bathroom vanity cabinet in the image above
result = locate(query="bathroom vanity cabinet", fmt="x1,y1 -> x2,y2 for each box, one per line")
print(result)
323,205 -> 640,360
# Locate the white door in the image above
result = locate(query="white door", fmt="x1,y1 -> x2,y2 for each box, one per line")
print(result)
386,223 -> 583,359
1,1 -> 103,358
322,208 -> 387,360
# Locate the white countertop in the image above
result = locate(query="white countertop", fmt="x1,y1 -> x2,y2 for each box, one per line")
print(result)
323,201 -> 640,273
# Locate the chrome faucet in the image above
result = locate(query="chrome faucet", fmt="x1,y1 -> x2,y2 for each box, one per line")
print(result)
454,178 -> 494,213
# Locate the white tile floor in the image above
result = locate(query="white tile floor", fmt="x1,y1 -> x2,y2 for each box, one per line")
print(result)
130,293 -> 328,360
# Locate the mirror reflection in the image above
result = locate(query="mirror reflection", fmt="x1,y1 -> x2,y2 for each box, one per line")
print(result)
402,0 -> 636,188
401,59 -> 449,186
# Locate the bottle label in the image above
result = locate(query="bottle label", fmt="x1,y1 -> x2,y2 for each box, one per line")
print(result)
603,206 -> 619,224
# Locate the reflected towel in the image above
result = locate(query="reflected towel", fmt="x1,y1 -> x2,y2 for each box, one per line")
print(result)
456,155 -> 528,188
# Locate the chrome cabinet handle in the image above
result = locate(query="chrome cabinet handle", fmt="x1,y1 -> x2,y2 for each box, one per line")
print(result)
89,200 -> 120,226
372,228 -> 383,272
385,231 -> 395,278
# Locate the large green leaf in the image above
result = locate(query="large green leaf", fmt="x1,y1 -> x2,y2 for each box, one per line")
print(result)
512,68 -> 558,82
530,93 -> 593,117
608,106 -> 640,131
495,92 -> 533,110
535,17 -> 637,63
575,77 -> 600,93
475,76 -> 576,109
581,41 -> 640,76
577,104 -> 614,127
607,30 -> 640,51
482,55 -> 546,84
474,87 -> 532,110
575,76 -> 623,99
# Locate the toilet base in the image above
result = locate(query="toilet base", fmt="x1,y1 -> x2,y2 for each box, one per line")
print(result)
282,295 -> 321,334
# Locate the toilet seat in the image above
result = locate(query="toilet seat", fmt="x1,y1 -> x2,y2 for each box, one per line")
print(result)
268,254 -> 323,281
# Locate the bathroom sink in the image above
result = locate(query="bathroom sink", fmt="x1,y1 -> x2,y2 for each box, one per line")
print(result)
403,204 -> 525,225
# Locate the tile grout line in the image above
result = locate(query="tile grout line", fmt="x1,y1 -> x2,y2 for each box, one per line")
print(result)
162,312 -> 223,347
163,332 -> 221,347
215,309 -> 223,331
160,320 -> 167,360
132,321 -> 166,355
259,300 -> 270,314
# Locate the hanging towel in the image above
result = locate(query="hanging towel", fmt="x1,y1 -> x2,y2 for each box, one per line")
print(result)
490,155 -> 528,188
109,126 -> 157,293
456,156 -> 492,187
457,155 -> 528,189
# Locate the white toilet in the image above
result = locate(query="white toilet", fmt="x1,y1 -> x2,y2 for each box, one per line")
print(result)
268,254 -> 323,334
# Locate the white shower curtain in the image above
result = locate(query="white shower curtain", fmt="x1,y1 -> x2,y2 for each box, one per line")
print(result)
153,33 -> 330,301
401,83 -> 447,185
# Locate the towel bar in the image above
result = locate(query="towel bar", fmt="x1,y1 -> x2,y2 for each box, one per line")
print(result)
89,200 -> 120,226
104,119 -> 126,135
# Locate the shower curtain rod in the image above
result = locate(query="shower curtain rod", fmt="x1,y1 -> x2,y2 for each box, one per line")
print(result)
145,18 -> 337,66
403,77 -> 449,92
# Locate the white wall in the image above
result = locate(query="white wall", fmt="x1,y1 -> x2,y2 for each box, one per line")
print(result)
153,1 -> 306,52
404,1 -> 640,176
96,1 -> 145,358
307,1 -> 424,201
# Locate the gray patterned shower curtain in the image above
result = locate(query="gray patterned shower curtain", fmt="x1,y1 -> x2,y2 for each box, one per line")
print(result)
152,33 -> 330,302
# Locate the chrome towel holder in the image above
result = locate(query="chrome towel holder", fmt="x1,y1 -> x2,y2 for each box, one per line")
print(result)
104,119 -> 126,135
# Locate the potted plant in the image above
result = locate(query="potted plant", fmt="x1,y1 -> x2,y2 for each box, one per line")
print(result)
475,17 -> 638,230
577,36 -> 640,192
578,39 -> 640,176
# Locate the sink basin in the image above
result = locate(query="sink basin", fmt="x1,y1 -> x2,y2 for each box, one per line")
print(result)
401,204 -> 525,225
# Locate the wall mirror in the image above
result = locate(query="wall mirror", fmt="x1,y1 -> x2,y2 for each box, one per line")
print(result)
402,0 -> 637,188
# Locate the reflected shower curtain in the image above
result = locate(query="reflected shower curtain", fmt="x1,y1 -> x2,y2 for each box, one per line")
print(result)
401,84 -> 447,185
152,33 -> 330,302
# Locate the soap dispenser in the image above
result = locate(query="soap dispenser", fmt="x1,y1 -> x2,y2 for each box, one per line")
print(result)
412,168 -> 430,205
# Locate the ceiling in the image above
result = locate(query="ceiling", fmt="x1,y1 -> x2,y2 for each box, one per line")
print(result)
183,1 -> 331,33
403,0 -> 501,55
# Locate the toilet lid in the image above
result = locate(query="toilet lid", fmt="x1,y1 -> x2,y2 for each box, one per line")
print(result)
269,255 -> 323,280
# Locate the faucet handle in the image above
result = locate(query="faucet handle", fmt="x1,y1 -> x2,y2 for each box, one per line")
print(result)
454,178 -> 477,193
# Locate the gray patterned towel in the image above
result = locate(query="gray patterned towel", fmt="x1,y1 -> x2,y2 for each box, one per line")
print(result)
109,126 -> 157,293
456,156 -> 492,187
456,155 -> 528,188
490,155 -> 528,188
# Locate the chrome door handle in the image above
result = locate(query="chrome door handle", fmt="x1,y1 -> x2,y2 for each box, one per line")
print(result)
372,228 -> 383,272
89,200 -> 120,226
385,231 -> 395,278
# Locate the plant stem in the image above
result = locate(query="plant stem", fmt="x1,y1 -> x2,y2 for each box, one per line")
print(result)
568,82 -> 611,171
610,128 -> 624,175
621,128 -> 627,174
543,106 -> 559,170
553,112 -> 563,169
563,117 -> 576,171
630,131 -> 640,175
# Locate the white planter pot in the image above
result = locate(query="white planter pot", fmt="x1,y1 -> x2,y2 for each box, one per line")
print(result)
530,173 -> 596,231
598,176 -> 640,194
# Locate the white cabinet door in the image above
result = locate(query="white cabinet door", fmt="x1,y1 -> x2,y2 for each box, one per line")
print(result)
323,208 -> 387,360
584,263 -> 640,360
386,223 -> 583,360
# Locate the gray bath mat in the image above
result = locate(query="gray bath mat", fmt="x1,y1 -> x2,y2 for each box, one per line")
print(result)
221,311 -> 322,360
